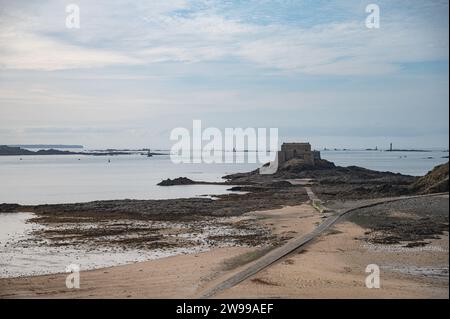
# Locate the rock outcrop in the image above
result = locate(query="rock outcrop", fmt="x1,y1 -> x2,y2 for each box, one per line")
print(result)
157,177 -> 197,186
411,162 -> 449,194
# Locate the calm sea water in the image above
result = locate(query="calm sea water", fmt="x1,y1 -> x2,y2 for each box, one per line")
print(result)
321,150 -> 448,176
0,153 -> 259,205
0,149 -> 448,205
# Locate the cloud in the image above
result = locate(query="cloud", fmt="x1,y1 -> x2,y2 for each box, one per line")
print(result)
0,29 -> 141,71
0,0 -> 447,74
237,18 -> 448,75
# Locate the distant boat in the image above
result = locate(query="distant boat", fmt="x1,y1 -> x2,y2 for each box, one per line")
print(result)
147,151 -> 153,157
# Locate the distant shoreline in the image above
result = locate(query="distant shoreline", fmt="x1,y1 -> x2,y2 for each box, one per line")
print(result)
385,149 -> 432,152
7,144 -> 83,149
0,145 -> 167,157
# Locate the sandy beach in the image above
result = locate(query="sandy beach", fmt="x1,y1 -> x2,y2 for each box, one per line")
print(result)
1,194 -> 448,299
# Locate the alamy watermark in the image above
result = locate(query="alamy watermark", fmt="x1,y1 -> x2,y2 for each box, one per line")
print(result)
65,4 -> 80,29
365,4 -> 380,29
365,264 -> 381,289
65,264 -> 80,289
170,120 -> 279,174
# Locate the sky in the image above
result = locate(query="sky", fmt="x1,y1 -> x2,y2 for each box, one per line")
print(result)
0,0 -> 448,149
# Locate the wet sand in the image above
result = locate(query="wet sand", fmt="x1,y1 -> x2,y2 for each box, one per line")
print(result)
1,198 -> 448,299
0,204 -> 320,298
0,212 -> 274,278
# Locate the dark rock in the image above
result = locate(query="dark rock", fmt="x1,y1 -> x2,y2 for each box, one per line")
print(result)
266,181 -> 293,188
157,177 -> 196,186
0,203 -> 22,212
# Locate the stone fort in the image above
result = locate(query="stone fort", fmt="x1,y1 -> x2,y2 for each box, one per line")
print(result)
277,142 -> 321,165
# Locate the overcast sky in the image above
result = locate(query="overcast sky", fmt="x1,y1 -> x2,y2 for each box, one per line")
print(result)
0,0 -> 448,149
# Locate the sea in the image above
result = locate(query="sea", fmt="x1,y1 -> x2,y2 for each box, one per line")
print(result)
0,149 -> 448,205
